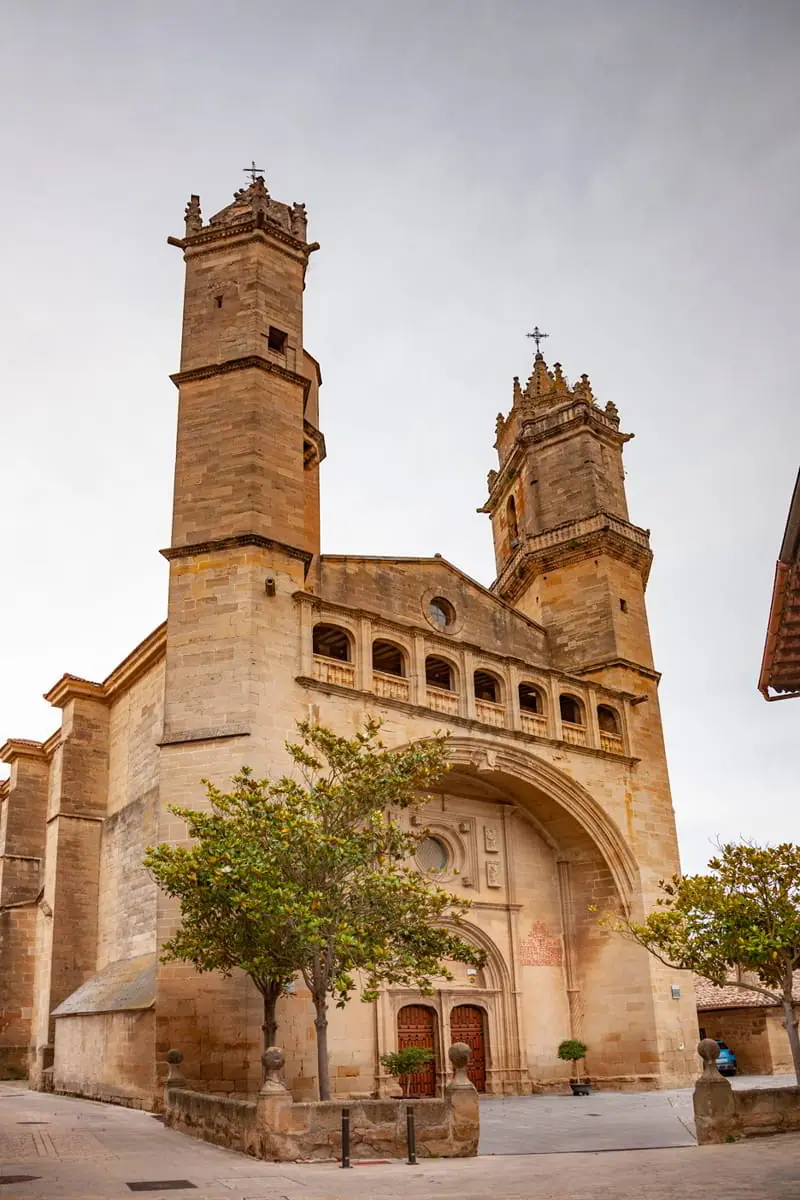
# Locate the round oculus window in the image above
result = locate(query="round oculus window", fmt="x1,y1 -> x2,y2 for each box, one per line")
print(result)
416,835 -> 449,874
427,596 -> 455,631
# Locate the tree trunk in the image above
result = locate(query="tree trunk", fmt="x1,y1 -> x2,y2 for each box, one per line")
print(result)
781,991 -> 800,1086
258,980 -> 283,1083
314,995 -> 331,1101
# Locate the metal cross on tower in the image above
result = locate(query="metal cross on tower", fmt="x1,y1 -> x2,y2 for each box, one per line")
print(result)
243,160 -> 264,183
526,326 -> 549,354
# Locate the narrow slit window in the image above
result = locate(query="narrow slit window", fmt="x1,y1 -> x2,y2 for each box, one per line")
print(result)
506,495 -> 519,544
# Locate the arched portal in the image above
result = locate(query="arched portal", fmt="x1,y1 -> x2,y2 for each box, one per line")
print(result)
397,1004 -> 437,1097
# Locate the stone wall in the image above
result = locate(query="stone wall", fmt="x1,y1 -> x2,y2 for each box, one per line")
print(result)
164,1045 -> 479,1161
53,1009 -> 156,1109
699,1006 -> 799,1077
693,1038 -> 800,1144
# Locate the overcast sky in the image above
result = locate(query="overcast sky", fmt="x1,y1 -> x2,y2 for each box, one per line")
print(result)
1,1 -> 798,872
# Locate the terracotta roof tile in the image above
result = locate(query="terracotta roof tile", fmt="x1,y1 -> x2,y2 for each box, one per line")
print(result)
695,971 -> 800,1010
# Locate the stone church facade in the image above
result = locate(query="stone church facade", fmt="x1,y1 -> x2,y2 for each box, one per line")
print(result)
0,174 -> 698,1107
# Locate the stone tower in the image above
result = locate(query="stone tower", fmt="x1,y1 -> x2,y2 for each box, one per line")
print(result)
484,351 -> 652,672
155,177 -> 325,1077
482,349 -> 675,888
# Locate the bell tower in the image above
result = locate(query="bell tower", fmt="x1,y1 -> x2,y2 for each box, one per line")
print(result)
481,345 -> 654,676
162,174 -> 325,745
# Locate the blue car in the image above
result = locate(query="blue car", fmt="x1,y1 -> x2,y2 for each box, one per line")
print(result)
716,1040 -> 737,1076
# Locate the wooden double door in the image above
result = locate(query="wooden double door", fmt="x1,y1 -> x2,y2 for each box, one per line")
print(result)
396,1002 -> 487,1096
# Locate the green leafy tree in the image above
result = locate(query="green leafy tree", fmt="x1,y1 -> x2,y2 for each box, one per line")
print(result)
557,1038 -> 588,1081
146,719 -> 484,1100
144,775 -> 305,1063
607,842 -> 800,1083
380,1047 -> 434,1097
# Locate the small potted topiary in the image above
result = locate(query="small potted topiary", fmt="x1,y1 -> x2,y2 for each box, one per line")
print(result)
380,1046 -> 434,1099
557,1038 -> 590,1095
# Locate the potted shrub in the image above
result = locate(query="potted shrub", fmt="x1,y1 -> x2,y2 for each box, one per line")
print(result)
380,1046 -> 434,1098
557,1038 -> 590,1095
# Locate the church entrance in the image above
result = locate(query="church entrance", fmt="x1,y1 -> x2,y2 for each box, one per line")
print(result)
450,1004 -> 487,1092
397,1004 -> 437,1096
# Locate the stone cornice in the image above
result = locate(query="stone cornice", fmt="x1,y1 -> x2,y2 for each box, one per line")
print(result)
180,216 -> 311,258
575,658 -> 662,684
296,675 -> 639,765
44,676 -> 107,709
103,623 -> 166,700
0,738 -> 49,764
494,512 -> 653,601
170,354 -> 311,398
162,533 -> 313,569
159,726 -> 250,748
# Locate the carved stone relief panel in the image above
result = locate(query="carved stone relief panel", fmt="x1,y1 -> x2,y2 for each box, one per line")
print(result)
486,860 -> 502,889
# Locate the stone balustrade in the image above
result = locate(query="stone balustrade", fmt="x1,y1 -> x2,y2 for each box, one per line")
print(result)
309,633 -> 626,756
561,721 -> 588,747
164,1045 -> 479,1162
426,685 -> 459,716
373,671 -> 410,702
313,654 -> 355,688
475,699 -> 506,727
520,712 -> 547,737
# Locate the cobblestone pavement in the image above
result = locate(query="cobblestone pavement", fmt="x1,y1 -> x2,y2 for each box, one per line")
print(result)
2,1084 -> 800,1199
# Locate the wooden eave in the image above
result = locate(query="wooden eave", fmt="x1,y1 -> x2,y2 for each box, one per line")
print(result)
759,469 -> 800,700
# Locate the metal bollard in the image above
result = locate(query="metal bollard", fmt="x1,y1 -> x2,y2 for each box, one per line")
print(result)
406,1102 -> 418,1165
341,1106 -> 351,1168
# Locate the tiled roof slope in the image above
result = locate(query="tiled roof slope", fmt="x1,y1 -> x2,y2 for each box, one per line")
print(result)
695,971 -> 800,1011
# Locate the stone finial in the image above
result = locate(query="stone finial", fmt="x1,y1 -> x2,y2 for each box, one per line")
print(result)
260,1046 -> 289,1095
525,354 -> 555,401
495,412 -> 505,437
573,373 -> 594,402
512,376 -> 523,406
487,469 -> 498,492
166,1048 -> 187,1089
697,1037 -> 726,1081
184,195 -> 202,236
447,1041 -> 475,1090
552,362 -> 569,394
290,202 -> 308,240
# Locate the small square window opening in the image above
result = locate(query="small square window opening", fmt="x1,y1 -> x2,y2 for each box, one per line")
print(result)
268,326 -> 288,353
619,598 -> 628,612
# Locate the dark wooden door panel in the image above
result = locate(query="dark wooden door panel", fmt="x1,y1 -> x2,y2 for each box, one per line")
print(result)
450,1004 -> 486,1092
397,1004 -> 437,1097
